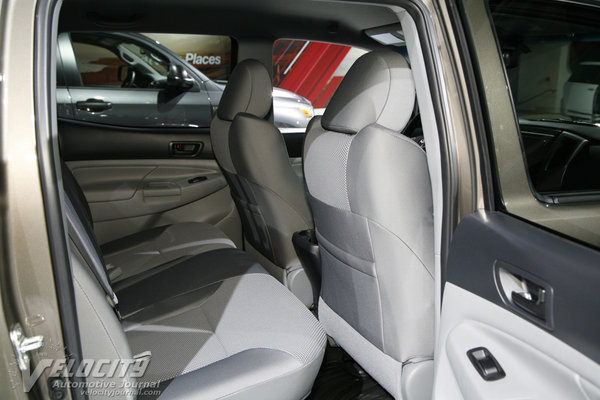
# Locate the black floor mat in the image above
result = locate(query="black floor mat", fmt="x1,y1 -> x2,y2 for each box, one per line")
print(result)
307,346 -> 393,400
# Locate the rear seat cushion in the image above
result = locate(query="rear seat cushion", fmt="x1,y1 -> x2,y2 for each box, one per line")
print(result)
72,243 -> 326,400
114,248 -> 264,316
117,247 -> 326,399
124,268 -> 325,399
102,222 -> 236,283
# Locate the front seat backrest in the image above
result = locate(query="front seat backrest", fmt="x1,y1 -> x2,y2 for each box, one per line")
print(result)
303,50 -> 434,397
210,59 -> 314,304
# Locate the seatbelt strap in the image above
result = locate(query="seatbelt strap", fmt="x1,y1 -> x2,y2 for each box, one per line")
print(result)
64,195 -> 121,320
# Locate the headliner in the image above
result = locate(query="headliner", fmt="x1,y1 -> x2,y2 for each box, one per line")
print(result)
59,0 -> 400,48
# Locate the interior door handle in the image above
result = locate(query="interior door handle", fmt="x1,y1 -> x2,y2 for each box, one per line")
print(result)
496,263 -> 553,327
76,98 -> 112,112
170,142 -> 203,157
512,286 -> 546,320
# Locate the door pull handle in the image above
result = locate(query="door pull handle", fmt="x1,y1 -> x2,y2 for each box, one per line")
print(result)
76,98 -> 112,112
512,286 -> 546,320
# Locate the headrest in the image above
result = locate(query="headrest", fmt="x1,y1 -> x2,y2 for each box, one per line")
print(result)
217,59 -> 272,121
322,50 -> 415,134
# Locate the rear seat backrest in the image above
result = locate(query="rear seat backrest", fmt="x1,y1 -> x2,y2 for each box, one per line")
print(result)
62,162 -> 94,231
70,246 -> 136,400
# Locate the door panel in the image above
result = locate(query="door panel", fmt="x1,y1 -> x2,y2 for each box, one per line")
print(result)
437,284 -> 600,400
89,179 -> 238,246
67,86 -> 213,128
434,211 -> 600,400
59,119 -> 217,160
68,160 -> 227,220
59,120 -> 242,247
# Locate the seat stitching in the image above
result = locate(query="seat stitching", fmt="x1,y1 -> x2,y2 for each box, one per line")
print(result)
199,304 -> 229,357
365,218 -> 434,279
375,54 -> 393,126
318,241 -> 374,278
366,219 -> 386,354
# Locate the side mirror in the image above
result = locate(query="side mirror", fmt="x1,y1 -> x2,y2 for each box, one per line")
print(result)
167,64 -> 194,89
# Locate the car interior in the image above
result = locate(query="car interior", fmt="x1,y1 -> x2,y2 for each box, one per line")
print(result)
53,0 -> 443,399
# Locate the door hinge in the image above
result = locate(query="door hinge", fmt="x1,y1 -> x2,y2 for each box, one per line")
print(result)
10,323 -> 44,371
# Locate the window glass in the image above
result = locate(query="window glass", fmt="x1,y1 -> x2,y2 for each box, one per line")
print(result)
71,38 -> 169,88
489,0 -> 600,195
121,42 -> 169,76
145,33 -> 232,81
58,32 -> 232,128
272,39 -> 367,132
72,42 -> 125,86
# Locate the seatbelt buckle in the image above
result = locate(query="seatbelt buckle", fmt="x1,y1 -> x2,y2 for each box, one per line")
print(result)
106,263 -> 123,282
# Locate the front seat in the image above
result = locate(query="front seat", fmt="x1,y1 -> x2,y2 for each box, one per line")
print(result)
303,50 -> 435,398
210,59 -> 315,306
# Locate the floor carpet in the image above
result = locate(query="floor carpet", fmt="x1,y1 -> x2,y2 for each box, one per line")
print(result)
307,346 -> 393,400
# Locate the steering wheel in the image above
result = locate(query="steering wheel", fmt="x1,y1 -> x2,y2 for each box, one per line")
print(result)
121,69 -> 136,88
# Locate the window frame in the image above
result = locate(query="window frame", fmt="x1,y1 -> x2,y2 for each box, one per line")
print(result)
458,0 -> 600,249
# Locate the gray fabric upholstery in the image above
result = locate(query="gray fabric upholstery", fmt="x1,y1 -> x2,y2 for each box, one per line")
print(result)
70,245 -> 136,400
216,59 -> 272,122
304,50 -> 434,398
210,59 -> 314,305
69,213 -> 326,399
155,348 -> 323,400
102,222 -> 235,283
229,113 -> 313,267
124,272 -> 326,390
114,248 -> 265,317
321,50 -> 415,134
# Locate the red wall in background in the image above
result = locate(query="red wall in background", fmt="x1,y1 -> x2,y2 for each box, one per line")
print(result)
273,40 -> 350,108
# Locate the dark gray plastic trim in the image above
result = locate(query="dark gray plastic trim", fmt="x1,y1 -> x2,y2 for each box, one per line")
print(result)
447,211 -> 600,364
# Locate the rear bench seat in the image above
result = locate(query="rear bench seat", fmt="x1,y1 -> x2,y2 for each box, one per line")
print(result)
63,168 -> 326,399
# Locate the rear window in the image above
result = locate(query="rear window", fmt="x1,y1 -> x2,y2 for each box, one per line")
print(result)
272,39 -> 367,130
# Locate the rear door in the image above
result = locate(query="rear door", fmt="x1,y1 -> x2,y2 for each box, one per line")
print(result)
434,0 -> 600,398
57,32 -> 242,247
